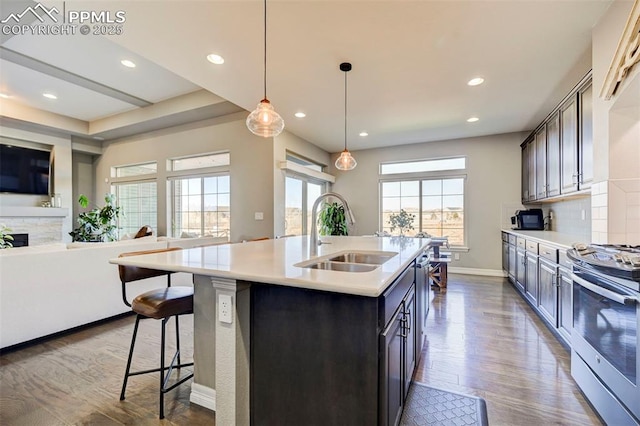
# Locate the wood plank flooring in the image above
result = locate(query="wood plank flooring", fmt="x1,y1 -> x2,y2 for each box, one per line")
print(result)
416,274 -> 603,426
0,274 -> 602,425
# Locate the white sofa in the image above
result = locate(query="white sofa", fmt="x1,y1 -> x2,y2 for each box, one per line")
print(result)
0,236 -> 227,349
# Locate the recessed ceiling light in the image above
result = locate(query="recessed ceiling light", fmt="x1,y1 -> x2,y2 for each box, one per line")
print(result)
0,93 -> 10,99
206,54 -> 225,65
121,59 -> 136,68
467,77 -> 484,86
467,117 -> 479,122
43,93 -> 57,99
359,132 -> 369,137
294,112 -> 306,118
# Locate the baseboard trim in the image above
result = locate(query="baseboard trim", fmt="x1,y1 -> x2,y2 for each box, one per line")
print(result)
190,382 -> 216,411
448,267 -> 507,277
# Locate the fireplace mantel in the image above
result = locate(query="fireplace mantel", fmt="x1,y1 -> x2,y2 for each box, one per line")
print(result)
0,206 -> 69,218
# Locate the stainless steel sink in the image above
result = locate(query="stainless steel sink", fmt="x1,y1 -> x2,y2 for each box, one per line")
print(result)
306,261 -> 377,272
328,251 -> 396,265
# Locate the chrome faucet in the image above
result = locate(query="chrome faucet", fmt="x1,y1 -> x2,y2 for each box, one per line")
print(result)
309,192 -> 356,256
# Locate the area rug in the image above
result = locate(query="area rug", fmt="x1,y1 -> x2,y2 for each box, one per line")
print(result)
400,382 -> 489,426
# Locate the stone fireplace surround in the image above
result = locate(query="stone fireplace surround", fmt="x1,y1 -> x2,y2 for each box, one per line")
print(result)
0,207 -> 69,246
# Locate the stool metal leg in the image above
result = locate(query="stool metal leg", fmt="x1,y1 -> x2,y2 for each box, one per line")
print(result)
160,316 -> 168,419
175,315 -> 181,366
120,315 -> 141,401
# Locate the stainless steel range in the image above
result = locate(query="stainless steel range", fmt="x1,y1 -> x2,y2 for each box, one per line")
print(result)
567,244 -> 640,425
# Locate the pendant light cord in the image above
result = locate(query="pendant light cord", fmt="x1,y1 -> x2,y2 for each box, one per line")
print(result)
344,69 -> 348,151
263,0 -> 267,100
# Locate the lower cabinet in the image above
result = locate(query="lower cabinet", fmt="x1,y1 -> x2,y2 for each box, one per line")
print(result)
381,308 -> 405,426
381,284 -> 417,426
557,265 -> 573,343
250,261 -> 419,426
508,243 -> 516,282
538,257 -> 559,326
516,248 -> 526,294
525,252 -> 539,305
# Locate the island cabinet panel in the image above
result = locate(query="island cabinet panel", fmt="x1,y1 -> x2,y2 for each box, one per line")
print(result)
250,261 -> 417,426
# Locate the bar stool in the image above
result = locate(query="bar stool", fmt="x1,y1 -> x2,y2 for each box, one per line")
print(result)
117,247 -> 194,419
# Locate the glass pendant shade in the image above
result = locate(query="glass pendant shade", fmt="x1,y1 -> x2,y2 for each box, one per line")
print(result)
246,99 -> 284,137
335,149 -> 357,170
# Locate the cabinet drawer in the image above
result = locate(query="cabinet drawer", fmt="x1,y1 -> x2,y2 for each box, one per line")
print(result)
526,240 -> 539,253
380,263 -> 415,328
508,234 -> 517,245
539,244 -> 558,262
517,237 -> 526,249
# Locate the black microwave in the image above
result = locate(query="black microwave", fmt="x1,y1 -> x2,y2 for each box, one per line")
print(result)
511,209 -> 544,230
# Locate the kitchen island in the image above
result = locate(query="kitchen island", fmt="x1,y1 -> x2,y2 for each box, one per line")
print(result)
110,235 -> 430,425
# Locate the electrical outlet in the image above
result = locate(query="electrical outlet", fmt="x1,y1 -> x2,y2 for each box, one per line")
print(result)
219,294 -> 233,324
454,253 -> 460,260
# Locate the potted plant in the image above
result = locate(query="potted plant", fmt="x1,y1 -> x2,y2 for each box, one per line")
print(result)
318,202 -> 349,236
69,194 -> 123,242
0,224 -> 14,249
388,209 -> 415,236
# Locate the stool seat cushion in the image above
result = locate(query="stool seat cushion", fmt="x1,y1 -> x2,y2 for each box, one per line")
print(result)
132,287 -> 194,319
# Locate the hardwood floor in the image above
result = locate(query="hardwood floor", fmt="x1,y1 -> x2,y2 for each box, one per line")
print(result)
0,314 -> 214,425
1,274 -> 602,425
415,274 -> 603,426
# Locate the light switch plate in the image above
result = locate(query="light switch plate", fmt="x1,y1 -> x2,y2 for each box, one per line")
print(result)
255,212 -> 264,220
219,294 -> 232,324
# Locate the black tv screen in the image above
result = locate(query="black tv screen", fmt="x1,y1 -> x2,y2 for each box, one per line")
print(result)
0,144 -> 51,195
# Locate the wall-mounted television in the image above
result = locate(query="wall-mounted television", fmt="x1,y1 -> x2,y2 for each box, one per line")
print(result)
0,144 -> 51,195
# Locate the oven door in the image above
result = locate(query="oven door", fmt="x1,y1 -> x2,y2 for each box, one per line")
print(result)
572,266 -> 639,420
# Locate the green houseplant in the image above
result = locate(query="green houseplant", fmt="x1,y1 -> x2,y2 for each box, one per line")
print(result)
69,194 -> 123,242
388,209 -> 415,236
318,202 -> 349,236
0,224 -> 14,249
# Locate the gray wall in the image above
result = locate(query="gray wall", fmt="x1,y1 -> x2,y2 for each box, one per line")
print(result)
330,132 -> 527,272
95,113 -> 276,241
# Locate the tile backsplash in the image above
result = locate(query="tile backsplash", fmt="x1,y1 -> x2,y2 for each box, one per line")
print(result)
526,196 -> 592,240
592,179 -> 640,245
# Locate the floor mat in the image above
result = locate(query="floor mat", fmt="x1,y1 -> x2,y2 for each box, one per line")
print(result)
400,382 -> 489,426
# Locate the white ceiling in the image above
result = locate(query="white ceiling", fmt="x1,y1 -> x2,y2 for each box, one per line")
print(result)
0,0 -> 616,153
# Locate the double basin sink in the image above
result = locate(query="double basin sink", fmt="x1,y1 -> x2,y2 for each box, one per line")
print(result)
296,251 -> 397,272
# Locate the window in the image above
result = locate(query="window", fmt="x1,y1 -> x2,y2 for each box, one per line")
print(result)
380,157 -> 465,175
380,157 -> 466,246
285,176 -> 324,236
171,175 -> 230,238
111,162 -> 158,239
168,152 -> 231,240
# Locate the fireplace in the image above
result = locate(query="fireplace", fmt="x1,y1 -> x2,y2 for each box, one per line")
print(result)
9,234 -> 28,247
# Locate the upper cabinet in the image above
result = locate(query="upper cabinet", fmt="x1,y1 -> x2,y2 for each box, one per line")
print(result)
522,72 -> 593,202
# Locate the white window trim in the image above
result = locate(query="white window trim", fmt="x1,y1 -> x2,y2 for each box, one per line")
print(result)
279,160 -> 335,184
378,173 -> 468,247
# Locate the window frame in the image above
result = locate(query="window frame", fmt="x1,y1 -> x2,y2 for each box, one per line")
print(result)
285,172 -> 327,236
110,162 -> 159,239
378,158 -> 468,249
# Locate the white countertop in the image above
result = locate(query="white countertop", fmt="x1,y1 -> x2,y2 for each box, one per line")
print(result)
502,229 -> 587,249
109,236 -> 430,297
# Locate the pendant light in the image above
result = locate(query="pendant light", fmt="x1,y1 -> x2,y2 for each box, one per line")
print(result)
246,0 -> 284,138
335,62 -> 357,171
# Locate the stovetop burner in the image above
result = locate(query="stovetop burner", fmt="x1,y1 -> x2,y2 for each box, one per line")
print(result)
568,243 -> 640,282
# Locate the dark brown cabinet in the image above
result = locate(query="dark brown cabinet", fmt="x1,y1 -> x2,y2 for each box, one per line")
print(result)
558,265 -> 573,343
578,81 -> 593,190
546,111 -> 561,197
560,96 -> 579,193
521,72 -> 592,201
525,250 -> 539,305
538,257 -> 558,326
516,247 -> 526,294
381,309 -> 405,426
535,125 -> 547,199
251,260 -> 418,426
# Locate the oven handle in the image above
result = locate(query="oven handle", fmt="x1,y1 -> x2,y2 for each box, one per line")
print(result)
571,273 -> 638,305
